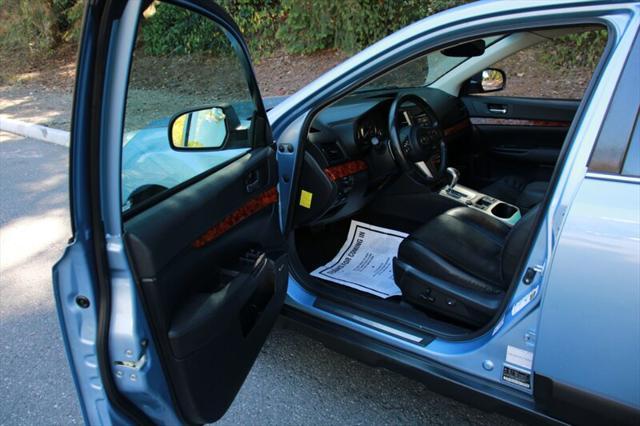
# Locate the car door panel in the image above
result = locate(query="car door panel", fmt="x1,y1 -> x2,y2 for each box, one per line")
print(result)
462,95 -> 578,184
473,125 -> 566,164
123,146 -> 286,423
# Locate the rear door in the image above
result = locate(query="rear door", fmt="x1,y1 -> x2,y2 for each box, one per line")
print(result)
53,1 -> 293,424
533,28 -> 640,425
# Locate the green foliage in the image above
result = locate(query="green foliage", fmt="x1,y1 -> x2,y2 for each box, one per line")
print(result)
0,0 -> 83,57
138,0 -> 471,57
140,4 -> 222,55
139,1 -> 282,56
274,0 -> 335,54
0,0 -> 56,53
540,30 -> 608,69
53,0 -> 84,43
221,0 -> 283,54
0,0 -> 608,72
275,0 -> 468,54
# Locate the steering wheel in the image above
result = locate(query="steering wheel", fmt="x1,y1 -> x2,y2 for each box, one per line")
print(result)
388,93 -> 446,182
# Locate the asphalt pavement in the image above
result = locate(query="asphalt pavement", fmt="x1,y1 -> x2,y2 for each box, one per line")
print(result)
0,132 -> 517,425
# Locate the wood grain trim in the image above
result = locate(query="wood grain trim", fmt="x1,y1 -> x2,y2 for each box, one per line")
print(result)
443,119 -> 471,137
469,117 -> 571,128
193,186 -> 278,248
324,160 -> 368,181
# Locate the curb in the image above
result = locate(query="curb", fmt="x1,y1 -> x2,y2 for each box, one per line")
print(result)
0,117 -> 70,147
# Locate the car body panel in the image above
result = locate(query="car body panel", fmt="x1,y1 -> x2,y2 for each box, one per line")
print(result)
535,175 -> 640,408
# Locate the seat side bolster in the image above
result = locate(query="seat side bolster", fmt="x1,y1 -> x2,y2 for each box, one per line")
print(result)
393,258 -> 503,315
399,239 -> 503,294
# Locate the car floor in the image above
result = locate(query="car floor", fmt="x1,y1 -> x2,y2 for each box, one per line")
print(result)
292,208 -> 473,337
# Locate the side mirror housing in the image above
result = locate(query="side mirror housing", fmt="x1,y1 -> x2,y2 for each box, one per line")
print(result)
168,106 -> 230,150
463,68 -> 506,94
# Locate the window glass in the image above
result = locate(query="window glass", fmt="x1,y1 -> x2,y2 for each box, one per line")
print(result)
355,36 -> 501,92
486,29 -> 607,99
122,2 -> 255,212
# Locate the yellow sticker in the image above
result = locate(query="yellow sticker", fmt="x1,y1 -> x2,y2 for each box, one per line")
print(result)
299,190 -> 313,209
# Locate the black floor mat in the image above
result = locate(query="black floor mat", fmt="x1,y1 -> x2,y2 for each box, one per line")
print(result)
294,209 -> 424,272
292,211 -> 472,335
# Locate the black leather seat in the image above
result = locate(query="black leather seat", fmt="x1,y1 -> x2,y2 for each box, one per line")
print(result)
482,176 -> 547,212
394,205 -> 538,326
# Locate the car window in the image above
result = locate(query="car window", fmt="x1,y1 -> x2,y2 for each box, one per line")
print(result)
121,1 -> 256,212
356,36 -> 502,92
484,29 -> 607,99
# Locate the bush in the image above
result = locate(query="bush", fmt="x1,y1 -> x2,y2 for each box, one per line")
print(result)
0,0 -> 608,70
540,30 -> 608,69
137,0 -> 470,57
275,0 -> 469,54
0,0 -> 83,56
140,4 -> 222,55
140,0 -> 283,56
0,0 -> 57,54
221,0 -> 283,54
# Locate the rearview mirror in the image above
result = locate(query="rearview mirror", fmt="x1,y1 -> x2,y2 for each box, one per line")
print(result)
441,39 -> 486,57
464,68 -> 506,94
169,106 -> 229,150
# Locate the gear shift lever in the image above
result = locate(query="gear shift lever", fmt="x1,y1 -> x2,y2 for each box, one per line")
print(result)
446,167 -> 460,192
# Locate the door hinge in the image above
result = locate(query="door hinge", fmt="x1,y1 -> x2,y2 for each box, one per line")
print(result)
113,340 -> 148,379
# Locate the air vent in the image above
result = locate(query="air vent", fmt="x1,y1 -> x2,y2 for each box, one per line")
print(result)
320,141 -> 346,164
309,126 -> 321,133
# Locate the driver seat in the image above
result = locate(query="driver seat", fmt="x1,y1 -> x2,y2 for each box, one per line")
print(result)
393,205 -> 539,326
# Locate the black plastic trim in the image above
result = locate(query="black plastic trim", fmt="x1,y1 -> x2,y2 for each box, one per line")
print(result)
588,26 -> 640,174
534,373 -> 640,425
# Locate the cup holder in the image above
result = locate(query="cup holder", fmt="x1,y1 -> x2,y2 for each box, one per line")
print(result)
491,202 -> 518,219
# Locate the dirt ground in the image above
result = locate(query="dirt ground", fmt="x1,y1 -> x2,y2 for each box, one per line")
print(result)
0,45 -> 595,132
0,48 -> 350,131
492,48 -> 595,99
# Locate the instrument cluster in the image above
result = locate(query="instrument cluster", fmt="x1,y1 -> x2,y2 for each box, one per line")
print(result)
356,114 -> 388,149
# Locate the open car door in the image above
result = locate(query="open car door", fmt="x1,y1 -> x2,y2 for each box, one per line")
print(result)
53,1 -> 295,424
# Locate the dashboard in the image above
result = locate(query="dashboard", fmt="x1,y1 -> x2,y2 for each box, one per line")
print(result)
295,87 -> 471,227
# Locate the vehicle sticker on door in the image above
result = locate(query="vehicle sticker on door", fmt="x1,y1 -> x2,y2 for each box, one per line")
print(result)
510,285 -> 539,317
299,190 -> 313,208
502,365 -> 531,389
506,345 -> 533,370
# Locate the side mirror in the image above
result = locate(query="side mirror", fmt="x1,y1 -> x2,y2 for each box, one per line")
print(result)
464,68 -> 506,94
168,106 -> 229,150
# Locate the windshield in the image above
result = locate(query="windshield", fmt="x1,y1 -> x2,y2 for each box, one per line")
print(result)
357,36 -> 502,92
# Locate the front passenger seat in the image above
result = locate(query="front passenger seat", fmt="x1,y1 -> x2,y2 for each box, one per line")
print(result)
482,176 -> 547,212
393,205 -> 539,326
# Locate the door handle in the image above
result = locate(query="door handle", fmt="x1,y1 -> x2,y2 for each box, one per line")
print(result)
245,169 -> 261,193
488,104 -> 507,114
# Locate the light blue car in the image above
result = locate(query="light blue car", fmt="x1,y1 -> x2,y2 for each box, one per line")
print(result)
53,0 -> 639,424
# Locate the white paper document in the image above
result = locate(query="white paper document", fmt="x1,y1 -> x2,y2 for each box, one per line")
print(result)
310,221 -> 408,298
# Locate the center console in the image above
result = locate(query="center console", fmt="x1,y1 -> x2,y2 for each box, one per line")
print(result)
438,169 -> 521,226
